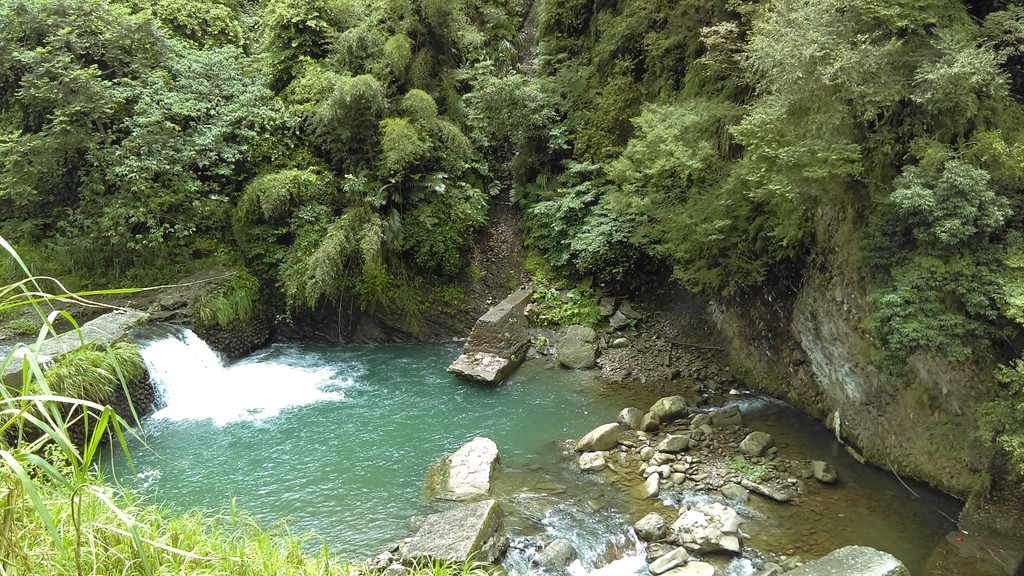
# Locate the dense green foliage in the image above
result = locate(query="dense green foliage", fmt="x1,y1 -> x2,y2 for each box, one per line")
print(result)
193,268 -> 263,330
517,0 -> 1024,471
0,0 -> 528,320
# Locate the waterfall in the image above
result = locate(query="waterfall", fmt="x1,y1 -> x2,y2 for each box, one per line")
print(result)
132,326 -> 348,427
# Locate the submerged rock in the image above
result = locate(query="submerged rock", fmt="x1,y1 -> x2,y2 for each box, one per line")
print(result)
534,538 -> 577,570
785,546 -> 908,576
405,499 -> 508,564
423,437 -> 499,501
812,460 -> 838,483
710,405 -> 743,427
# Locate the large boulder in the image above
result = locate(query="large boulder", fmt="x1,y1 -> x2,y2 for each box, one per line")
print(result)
448,288 -> 533,384
557,325 -> 599,369
424,437 -> 500,501
575,423 -> 620,452
404,499 -> 508,564
650,396 -> 688,422
785,546 -> 909,576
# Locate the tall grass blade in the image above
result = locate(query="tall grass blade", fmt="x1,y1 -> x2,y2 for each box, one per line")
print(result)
0,449 -> 64,553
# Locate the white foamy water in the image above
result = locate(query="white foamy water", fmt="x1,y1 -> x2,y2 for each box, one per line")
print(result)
138,329 -> 348,426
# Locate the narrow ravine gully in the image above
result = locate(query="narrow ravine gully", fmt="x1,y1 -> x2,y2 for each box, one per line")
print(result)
115,323 -> 971,576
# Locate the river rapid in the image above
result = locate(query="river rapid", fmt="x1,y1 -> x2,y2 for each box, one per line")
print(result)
107,326 -> 962,574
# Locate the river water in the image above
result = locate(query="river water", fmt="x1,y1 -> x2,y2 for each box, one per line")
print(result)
108,326 -> 962,574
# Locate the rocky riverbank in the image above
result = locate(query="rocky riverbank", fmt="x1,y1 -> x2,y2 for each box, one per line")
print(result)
571,396 -> 857,576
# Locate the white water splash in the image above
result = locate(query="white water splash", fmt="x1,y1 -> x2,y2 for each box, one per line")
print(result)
138,329 -> 348,426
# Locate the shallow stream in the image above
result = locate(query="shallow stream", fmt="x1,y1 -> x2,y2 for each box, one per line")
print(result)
108,326 -> 961,574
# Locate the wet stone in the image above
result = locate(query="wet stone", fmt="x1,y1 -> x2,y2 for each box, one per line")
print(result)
657,434 -> 692,453
711,405 -> 743,427
634,512 -> 667,542
618,407 -> 645,430
721,483 -> 750,504
649,547 -> 690,575
578,452 -> 607,472
812,460 -> 838,483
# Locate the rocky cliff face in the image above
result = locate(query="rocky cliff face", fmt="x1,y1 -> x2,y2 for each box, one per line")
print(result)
710,203 -> 998,498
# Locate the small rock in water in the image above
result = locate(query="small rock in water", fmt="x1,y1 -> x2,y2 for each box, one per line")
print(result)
720,483 -> 750,504
740,478 -> 792,502
634,512 -> 667,542
643,473 -> 660,498
648,547 -> 690,575
535,538 -> 577,570
646,542 -> 673,562
578,452 -> 607,472
755,562 -> 783,576
780,555 -> 802,571
811,460 -> 838,483
640,446 -> 656,461
711,405 -> 743,427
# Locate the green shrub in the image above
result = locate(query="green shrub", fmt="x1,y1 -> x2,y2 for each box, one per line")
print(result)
982,361 -> 1024,478
532,286 -> 601,327
193,269 -> 262,330
42,342 -> 146,405
8,318 -> 37,336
